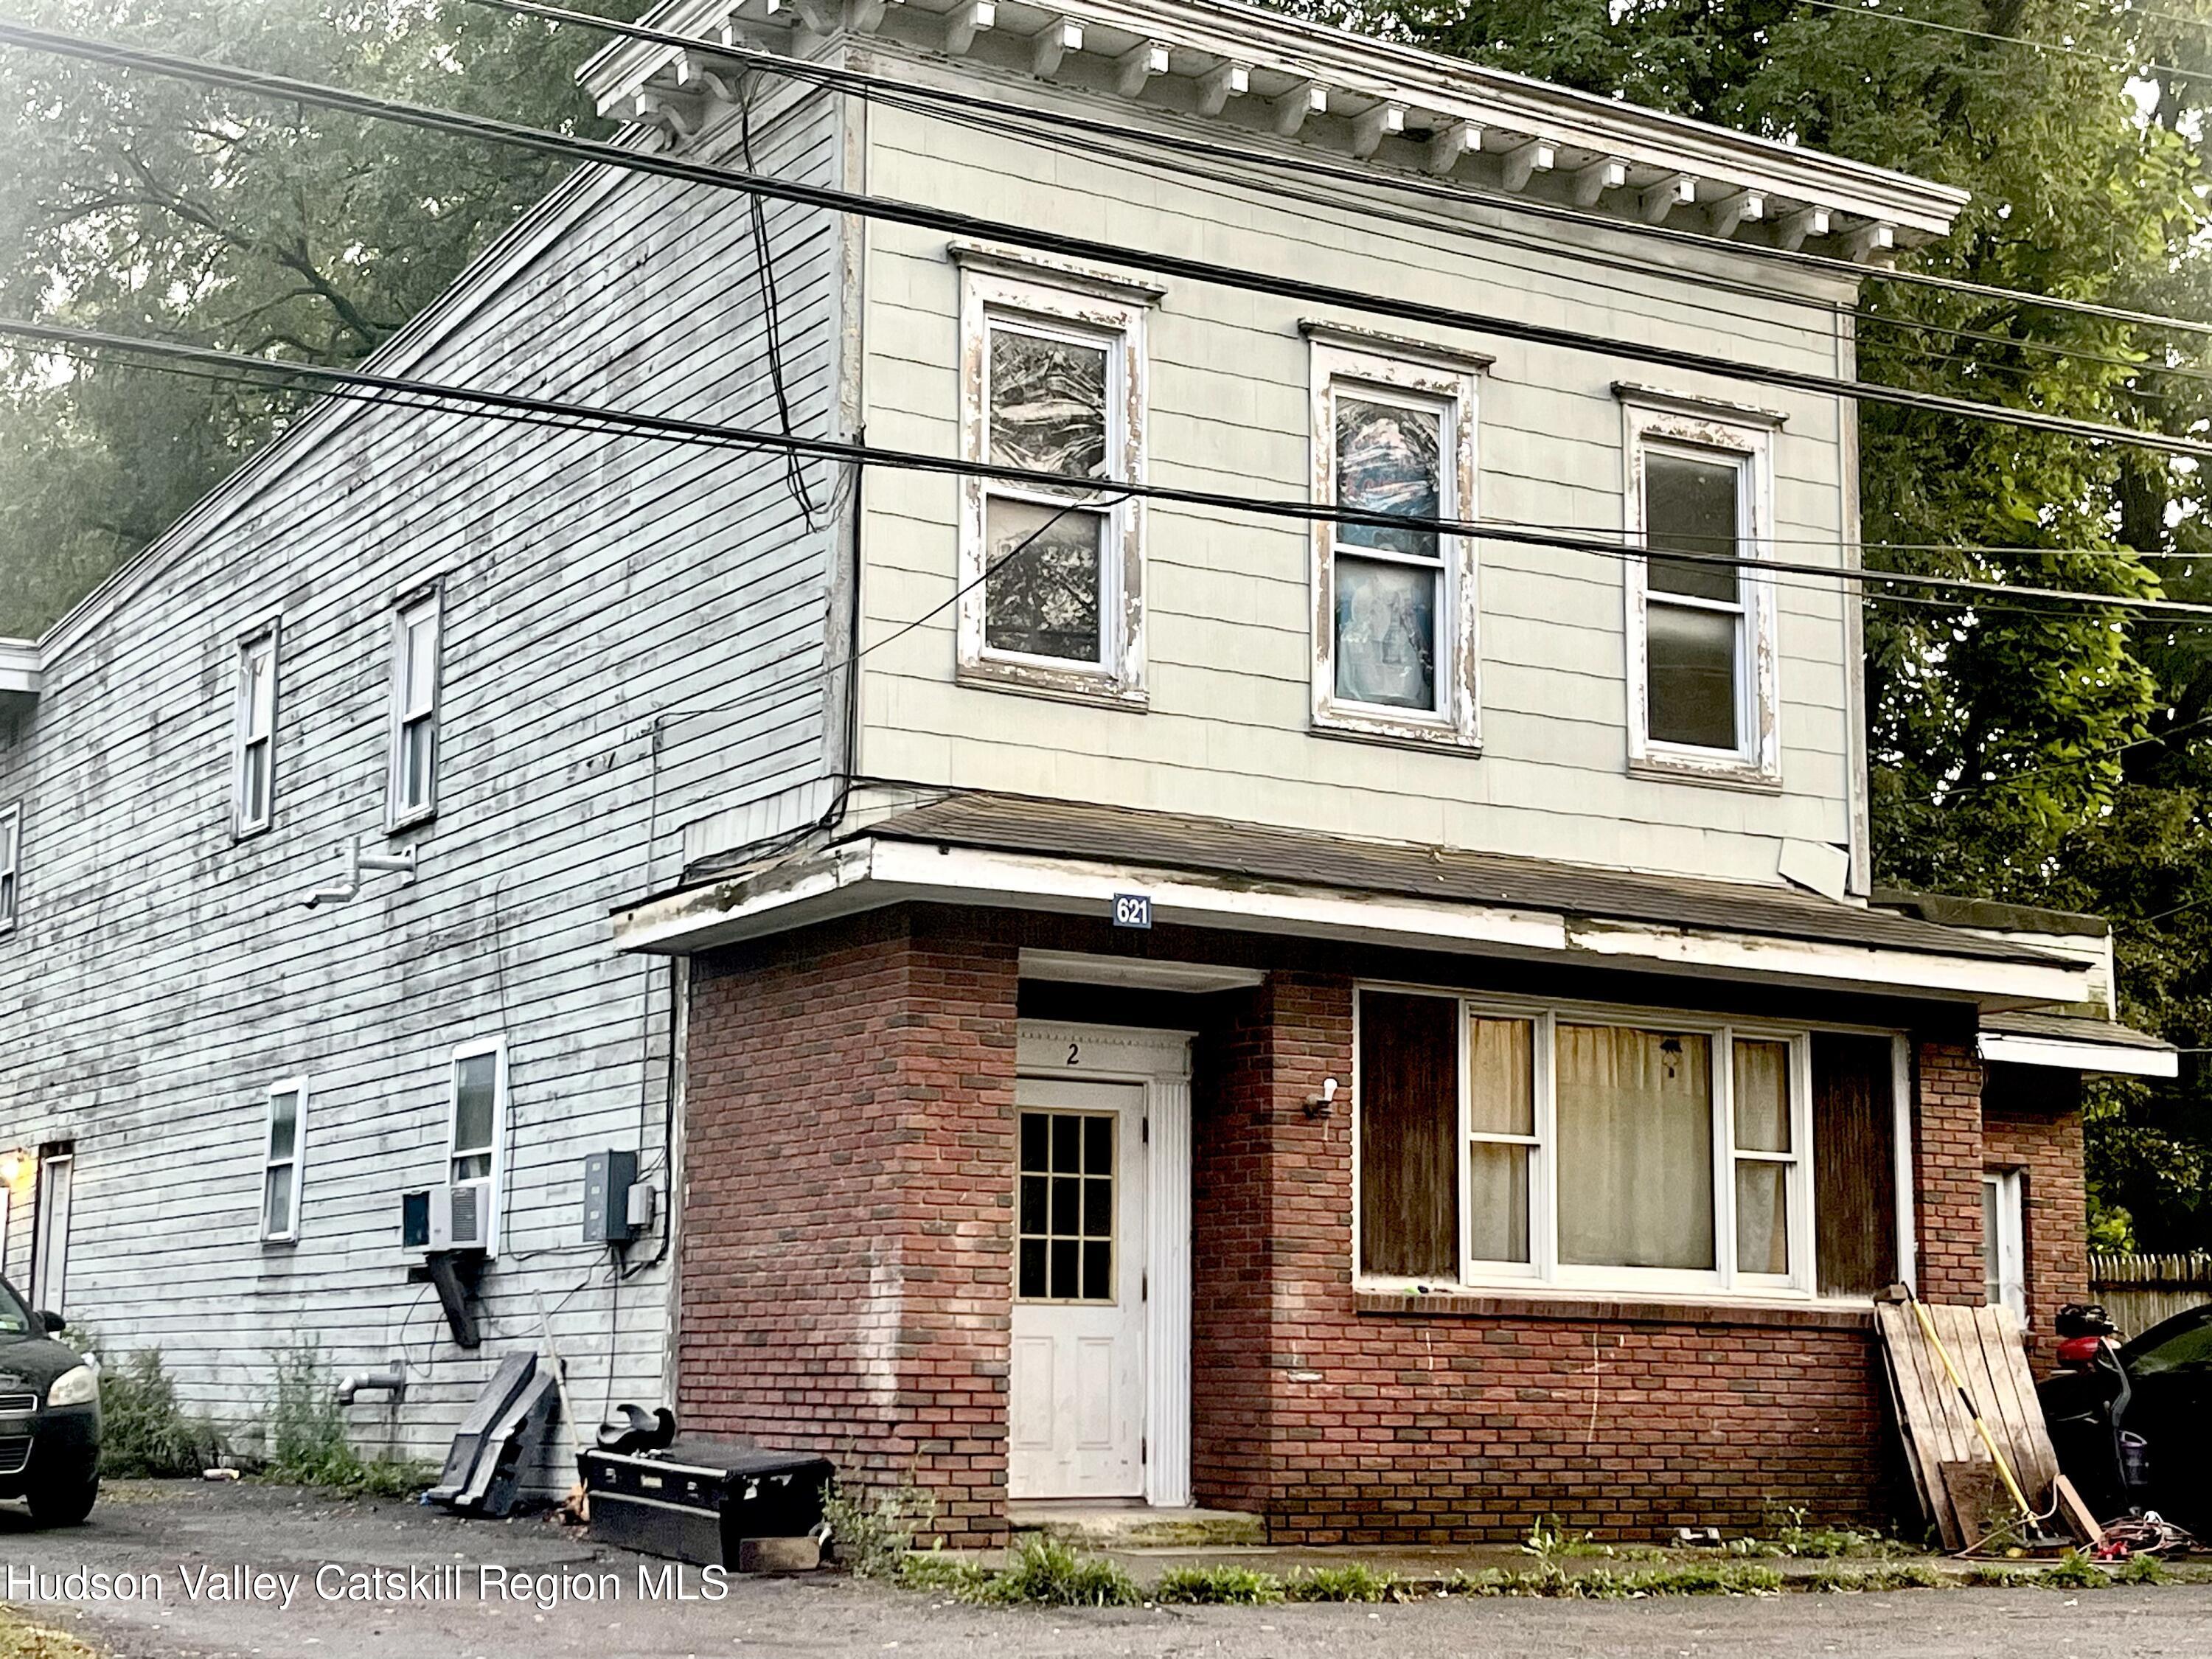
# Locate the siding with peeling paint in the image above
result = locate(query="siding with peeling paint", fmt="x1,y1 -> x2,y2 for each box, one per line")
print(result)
849,48 -> 1865,891
0,83 -> 844,1480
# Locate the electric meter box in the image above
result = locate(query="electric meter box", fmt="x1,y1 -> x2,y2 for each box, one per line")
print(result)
584,1150 -> 639,1245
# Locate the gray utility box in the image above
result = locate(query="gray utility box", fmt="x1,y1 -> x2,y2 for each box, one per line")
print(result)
583,1150 -> 639,1245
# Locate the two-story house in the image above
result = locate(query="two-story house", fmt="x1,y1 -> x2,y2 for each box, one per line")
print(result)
0,0 -> 2171,1540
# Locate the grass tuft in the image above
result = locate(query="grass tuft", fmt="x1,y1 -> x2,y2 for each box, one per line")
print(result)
2114,1552 -> 2171,1586
823,1481 -> 936,1579
1284,1562 -> 1405,1602
970,1536 -> 1140,1607
1152,1565 -> 1286,1604
261,1342 -> 431,1498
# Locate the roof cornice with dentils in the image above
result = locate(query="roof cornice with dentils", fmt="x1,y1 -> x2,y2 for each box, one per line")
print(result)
580,0 -> 1969,259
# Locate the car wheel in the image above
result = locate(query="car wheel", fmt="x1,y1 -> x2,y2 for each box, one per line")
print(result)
27,1472 -> 98,1528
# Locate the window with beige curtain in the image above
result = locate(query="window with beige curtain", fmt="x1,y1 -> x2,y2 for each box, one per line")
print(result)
1556,1025 -> 1715,1271
1355,990 -> 1854,1295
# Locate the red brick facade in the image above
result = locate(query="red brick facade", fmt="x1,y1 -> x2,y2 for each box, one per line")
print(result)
680,906 -> 2078,1545
678,908 -> 1020,1548
1983,1065 -> 2091,1371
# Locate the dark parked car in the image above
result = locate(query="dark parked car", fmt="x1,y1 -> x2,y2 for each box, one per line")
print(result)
0,1277 -> 100,1526
2038,1302 -> 2212,1536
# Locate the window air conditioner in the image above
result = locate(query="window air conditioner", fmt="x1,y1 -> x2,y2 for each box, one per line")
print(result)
422,1182 -> 490,1253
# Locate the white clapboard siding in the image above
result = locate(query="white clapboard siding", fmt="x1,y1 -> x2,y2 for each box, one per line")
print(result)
849,49 -> 1864,886
0,80 -> 844,1486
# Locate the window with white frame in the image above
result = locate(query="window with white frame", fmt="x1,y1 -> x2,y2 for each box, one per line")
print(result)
1983,1168 -> 2026,1320
1357,989 -> 1903,1298
957,259 -> 1149,703
260,1079 -> 307,1242
448,1040 -> 504,1249
1623,395 -> 1781,783
233,625 -> 279,835
1310,334 -> 1482,748
387,591 -> 442,828
0,804 -> 18,933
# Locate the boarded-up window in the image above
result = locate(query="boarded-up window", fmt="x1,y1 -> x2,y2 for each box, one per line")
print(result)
1358,991 -> 1458,1278
1812,1032 -> 1898,1298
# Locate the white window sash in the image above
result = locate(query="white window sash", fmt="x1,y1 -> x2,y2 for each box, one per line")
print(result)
1357,987 -> 1834,1302
956,271 -> 1148,702
448,1038 -> 505,1256
1623,402 -> 1781,785
260,1079 -> 307,1242
1310,344 -> 1481,749
0,804 -> 18,932
386,594 -> 442,828
233,628 -> 278,835
1983,1169 -> 2027,1319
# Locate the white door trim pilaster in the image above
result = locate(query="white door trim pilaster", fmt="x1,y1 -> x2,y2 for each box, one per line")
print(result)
1016,1020 -> 1195,1509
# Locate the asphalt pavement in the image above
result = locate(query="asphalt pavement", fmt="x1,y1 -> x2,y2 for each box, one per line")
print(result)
1,1481 -> 2208,1658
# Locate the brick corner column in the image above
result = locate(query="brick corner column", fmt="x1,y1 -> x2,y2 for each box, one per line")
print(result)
1912,1034 -> 1986,1305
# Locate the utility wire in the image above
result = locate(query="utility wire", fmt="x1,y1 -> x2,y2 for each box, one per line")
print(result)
13,16 -> 2212,469
469,0 -> 2212,347
1796,0 -> 2212,85
12,314 -> 2205,622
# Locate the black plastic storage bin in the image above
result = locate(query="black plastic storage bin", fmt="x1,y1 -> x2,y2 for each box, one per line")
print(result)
582,1439 -> 835,1568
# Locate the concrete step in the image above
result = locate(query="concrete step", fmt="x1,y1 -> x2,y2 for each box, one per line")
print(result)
1008,1502 -> 1267,1549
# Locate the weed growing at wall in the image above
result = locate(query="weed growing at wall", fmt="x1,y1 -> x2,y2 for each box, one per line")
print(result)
262,1343 -> 429,1498
97,1350 -> 227,1479
824,1481 -> 936,1579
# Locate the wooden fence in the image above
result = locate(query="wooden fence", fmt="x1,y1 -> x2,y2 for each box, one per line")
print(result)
2089,1252 -> 2212,1336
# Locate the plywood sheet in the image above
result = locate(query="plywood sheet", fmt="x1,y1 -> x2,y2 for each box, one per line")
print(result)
1875,1301 -> 2059,1552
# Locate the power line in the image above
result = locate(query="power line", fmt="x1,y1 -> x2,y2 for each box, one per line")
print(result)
1798,0 -> 2212,86
470,0 -> 2212,347
14,18 -> 2212,474
10,313 -> 2208,622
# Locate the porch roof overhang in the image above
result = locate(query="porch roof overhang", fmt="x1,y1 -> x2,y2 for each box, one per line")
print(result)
0,639 -> 40,701
613,793 -> 2090,1012
1979,1011 -> 2180,1079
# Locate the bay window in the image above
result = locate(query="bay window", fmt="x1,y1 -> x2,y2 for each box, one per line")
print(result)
1357,988 -> 1901,1298
1310,330 -> 1483,749
1622,392 -> 1781,785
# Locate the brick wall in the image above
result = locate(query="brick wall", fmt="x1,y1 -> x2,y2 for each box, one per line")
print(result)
1983,1065 -> 2090,1371
678,908 -> 1018,1548
1912,1037 -> 1986,1305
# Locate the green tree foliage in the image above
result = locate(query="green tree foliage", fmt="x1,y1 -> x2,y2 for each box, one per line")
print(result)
1350,0 -> 2212,1246
0,0 -> 640,636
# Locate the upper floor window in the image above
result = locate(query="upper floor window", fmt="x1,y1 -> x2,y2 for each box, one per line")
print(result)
1308,330 -> 1483,750
1356,987 -> 1900,1301
1622,392 -> 1781,785
233,625 -> 279,837
386,590 -> 442,830
261,1078 -> 307,1243
0,804 -> 18,933
956,253 -> 1152,706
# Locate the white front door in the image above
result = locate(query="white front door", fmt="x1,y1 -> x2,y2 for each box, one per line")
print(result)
1009,1077 -> 1147,1500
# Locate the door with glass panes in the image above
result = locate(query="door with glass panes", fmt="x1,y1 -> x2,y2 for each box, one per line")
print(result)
1008,1077 -> 1147,1499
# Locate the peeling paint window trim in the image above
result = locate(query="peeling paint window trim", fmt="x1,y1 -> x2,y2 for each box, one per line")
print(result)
386,587 -> 444,833
1621,397 -> 1782,789
956,268 -> 1149,709
259,1077 -> 308,1245
0,803 -> 18,935
1310,341 -> 1482,752
232,622 -> 279,840
1352,983 -> 1834,1303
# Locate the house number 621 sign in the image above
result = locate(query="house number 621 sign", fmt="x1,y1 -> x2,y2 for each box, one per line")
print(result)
1111,891 -> 1152,930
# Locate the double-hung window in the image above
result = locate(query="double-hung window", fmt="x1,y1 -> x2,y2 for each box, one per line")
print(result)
448,1040 -> 504,1252
0,804 -> 18,933
1310,331 -> 1483,748
233,625 -> 279,836
260,1079 -> 307,1242
956,249 -> 1152,705
1357,987 -> 1902,1300
386,590 -> 442,829
1622,392 -> 1781,784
